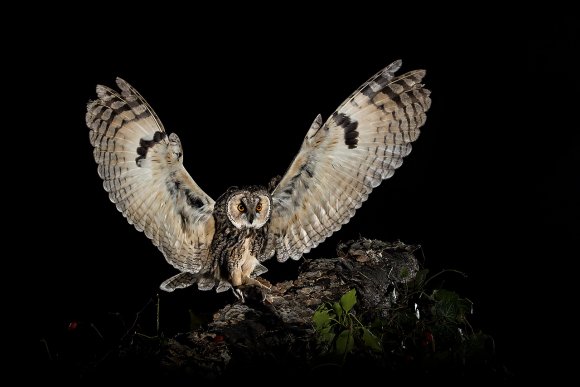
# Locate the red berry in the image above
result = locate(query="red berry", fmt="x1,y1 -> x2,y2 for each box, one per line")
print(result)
68,320 -> 78,331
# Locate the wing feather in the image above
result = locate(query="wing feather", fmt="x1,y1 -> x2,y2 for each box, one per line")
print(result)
265,61 -> 431,261
86,78 -> 215,274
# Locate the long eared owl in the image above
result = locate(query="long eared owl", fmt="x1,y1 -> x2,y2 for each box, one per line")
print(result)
86,60 -> 431,299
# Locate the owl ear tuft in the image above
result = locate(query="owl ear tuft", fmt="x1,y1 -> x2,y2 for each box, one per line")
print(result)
267,175 -> 282,193
305,114 -> 324,141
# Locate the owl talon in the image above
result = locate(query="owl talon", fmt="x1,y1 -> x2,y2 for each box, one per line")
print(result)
235,285 -> 268,303
233,288 -> 245,303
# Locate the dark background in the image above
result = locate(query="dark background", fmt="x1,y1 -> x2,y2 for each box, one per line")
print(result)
23,16 -> 577,380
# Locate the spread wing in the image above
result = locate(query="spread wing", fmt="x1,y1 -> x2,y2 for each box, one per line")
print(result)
263,60 -> 431,262
86,78 -> 215,274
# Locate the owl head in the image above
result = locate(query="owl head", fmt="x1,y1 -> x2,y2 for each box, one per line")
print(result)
223,186 -> 272,229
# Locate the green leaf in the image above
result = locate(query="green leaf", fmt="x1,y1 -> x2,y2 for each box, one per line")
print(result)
312,308 -> 331,330
433,289 -> 459,302
414,269 -> 430,286
431,289 -> 472,323
189,310 -> 203,330
335,329 -> 354,356
362,327 -> 382,352
319,326 -> 335,344
340,289 -> 357,313
333,302 -> 343,319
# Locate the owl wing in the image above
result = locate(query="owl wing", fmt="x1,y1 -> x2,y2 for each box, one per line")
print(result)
263,60 -> 431,262
86,78 -> 215,274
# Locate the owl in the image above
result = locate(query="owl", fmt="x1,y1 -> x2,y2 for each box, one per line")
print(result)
86,60 -> 431,300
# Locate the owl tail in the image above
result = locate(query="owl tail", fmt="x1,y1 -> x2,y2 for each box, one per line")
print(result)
161,263 -> 270,292
160,272 -> 220,292
159,272 -> 198,292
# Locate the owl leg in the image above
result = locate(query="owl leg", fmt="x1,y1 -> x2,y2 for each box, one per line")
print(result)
230,279 -> 269,303
231,267 -> 271,290
242,276 -> 271,290
230,276 -> 270,303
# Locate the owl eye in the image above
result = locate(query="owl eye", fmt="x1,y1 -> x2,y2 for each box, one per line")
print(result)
237,203 -> 246,213
256,203 -> 262,212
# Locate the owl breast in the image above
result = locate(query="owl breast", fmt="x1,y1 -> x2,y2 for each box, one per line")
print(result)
209,221 -> 269,291
228,237 -> 259,287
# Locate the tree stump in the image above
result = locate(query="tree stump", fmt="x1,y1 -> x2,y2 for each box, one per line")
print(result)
160,238 -> 420,381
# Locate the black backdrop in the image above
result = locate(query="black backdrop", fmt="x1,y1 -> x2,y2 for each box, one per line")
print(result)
24,18 -> 577,380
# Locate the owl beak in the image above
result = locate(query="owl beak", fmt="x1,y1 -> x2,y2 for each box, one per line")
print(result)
247,212 -> 255,225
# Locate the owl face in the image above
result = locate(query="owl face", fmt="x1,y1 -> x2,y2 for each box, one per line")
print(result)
226,189 -> 272,229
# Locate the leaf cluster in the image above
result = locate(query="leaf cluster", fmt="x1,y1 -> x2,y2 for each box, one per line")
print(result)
312,289 -> 381,362
312,269 -> 501,376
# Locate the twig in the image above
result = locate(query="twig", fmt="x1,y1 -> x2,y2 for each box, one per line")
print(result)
135,332 -> 159,340
156,293 -> 160,337
121,297 -> 154,341
89,297 -> 156,373
423,269 -> 467,288
40,338 -> 52,361
90,323 -> 104,340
